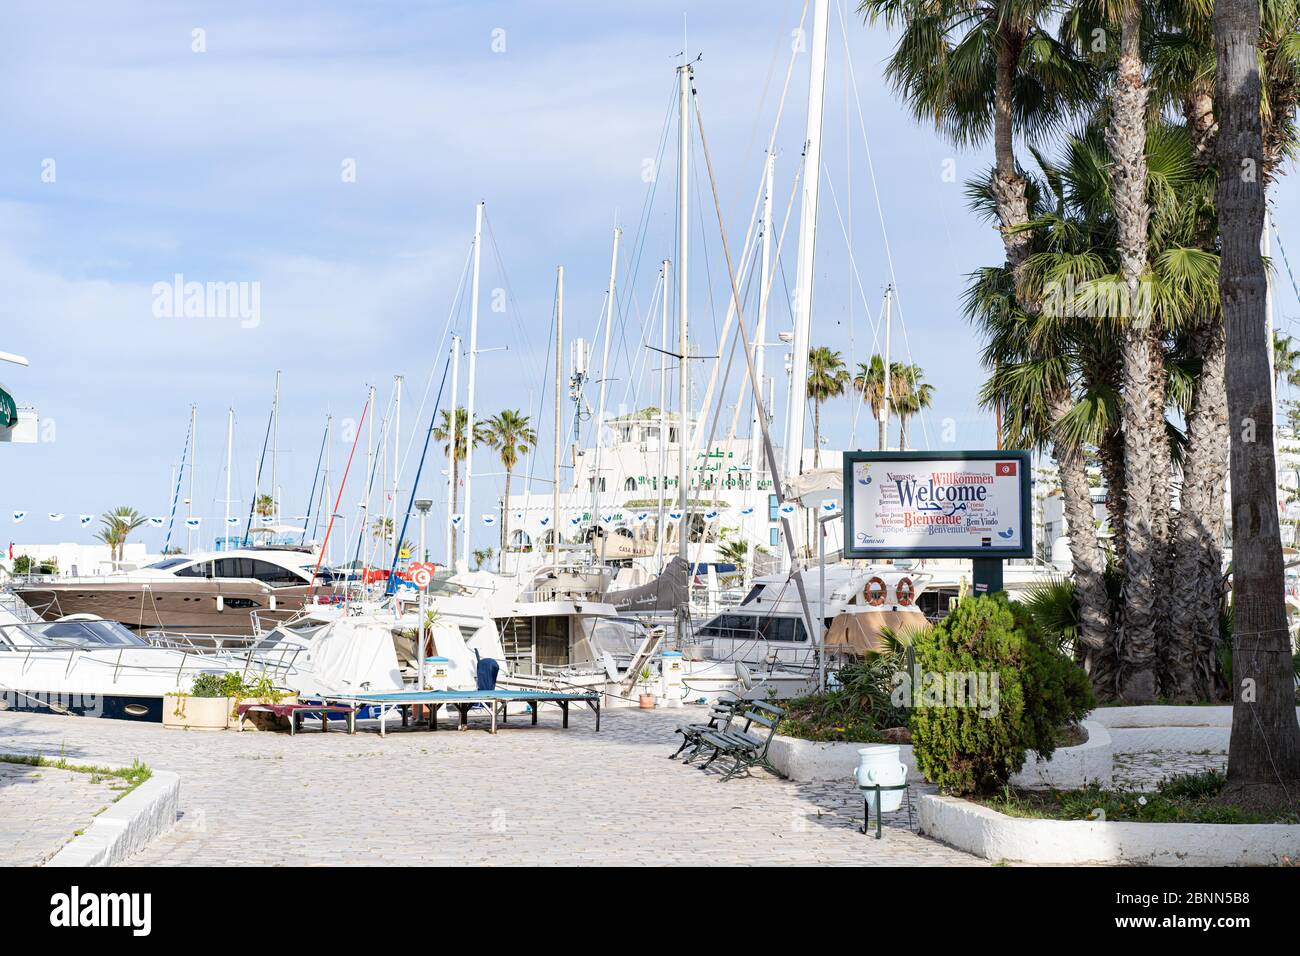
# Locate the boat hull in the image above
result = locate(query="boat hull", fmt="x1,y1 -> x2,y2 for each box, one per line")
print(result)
0,689 -> 162,721
13,581 -> 337,636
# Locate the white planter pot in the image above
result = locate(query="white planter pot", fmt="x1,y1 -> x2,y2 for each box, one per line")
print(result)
163,694 -> 230,731
855,744 -> 908,813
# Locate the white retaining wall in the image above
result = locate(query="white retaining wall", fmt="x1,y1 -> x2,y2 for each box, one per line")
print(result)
919,794 -> 1300,866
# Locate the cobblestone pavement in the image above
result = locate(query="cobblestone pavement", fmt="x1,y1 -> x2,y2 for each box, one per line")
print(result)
1112,751 -> 1227,790
0,706 -> 983,866
0,758 -> 122,866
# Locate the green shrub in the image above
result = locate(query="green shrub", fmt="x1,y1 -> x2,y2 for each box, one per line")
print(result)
910,593 -> 1093,795
777,629 -> 914,742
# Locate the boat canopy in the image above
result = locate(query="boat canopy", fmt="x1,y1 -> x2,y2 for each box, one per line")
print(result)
824,609 -> 928,656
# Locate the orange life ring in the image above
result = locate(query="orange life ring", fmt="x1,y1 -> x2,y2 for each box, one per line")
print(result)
865,576 -> 887,607
896,576 -> 915,606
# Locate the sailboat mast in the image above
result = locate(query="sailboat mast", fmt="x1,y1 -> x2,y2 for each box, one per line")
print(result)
446,335 -> 460,567
224,406 -> 233,549
658,260 -> 670,564
748,152 -> 775,582
462,200 -> 484,571
187,403 -> 197,553
553,266 -> 564,556
784,0 -> 830,481
392,373 -> 402,568
881,284 -> 893,451
271,370 -> 281,526
677,62 -> 691,563
590,226 -> 621,558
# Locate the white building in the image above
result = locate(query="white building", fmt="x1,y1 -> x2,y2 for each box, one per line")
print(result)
1,542 -> 155,578
503,407 -> 834,567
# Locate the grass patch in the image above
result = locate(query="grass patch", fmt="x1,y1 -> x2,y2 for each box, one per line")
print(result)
974,770 -> 1299,825
0,752 -> 152,798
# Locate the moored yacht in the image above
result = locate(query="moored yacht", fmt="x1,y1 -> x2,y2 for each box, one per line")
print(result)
12,545 -> 345,636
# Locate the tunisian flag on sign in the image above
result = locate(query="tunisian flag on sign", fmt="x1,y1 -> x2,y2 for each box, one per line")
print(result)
995,461 -> 1017,476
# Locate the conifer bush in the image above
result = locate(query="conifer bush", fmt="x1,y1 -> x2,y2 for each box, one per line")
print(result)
910,593 -> 1093,795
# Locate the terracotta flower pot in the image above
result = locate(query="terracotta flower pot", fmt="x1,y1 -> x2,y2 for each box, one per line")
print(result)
639,694 -> 657,709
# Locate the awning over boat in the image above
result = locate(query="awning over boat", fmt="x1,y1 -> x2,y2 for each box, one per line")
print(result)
606,555 -> 689,612
824,609 -> 928,655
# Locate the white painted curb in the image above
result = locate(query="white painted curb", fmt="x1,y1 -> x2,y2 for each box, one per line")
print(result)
44,765 -> 180,868
919,794 -> 1300,866
769,720 -> 1111,789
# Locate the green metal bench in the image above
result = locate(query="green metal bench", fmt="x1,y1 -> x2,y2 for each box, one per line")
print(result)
669,697 -> 743,762
696,700 -> 785,781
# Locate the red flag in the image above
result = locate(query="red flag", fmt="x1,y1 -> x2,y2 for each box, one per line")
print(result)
995,462 -> 1017,477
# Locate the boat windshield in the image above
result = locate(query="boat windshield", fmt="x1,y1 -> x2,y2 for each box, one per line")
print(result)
144,557 -> 191,571
28,620 -> 150,647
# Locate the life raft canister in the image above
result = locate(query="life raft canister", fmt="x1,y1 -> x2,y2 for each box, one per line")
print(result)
895,576 -> 915,606
865,576 -> 888,607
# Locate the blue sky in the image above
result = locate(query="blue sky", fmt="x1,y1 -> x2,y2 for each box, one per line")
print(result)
2,0 -> 1298,560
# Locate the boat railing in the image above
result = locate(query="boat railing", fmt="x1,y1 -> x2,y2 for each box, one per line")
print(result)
0,620 -> 305,687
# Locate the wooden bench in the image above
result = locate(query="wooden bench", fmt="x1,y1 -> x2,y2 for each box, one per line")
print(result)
236,702 -> 357,736
669,697 -> 743,762
696,700 -> 785,781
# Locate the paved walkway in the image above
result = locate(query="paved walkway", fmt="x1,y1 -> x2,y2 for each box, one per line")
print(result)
0,706 -> 982,866
1113,751 -> 1226,790
0,758 -> 122,866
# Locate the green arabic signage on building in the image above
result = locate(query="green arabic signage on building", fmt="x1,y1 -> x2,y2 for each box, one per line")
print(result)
0,386 -> 16,428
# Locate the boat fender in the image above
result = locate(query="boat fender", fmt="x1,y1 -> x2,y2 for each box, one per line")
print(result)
864,576 -> 887,607
895,577 -> 915,607
216,594 -> 224,612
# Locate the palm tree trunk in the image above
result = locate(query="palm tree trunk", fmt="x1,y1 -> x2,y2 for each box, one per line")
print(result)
1168,316 -> 1229,701
451,461 -> 460,562
991,37 -> 1032,289
1098,427 -> 1127,567
500,466 -> 512,554
1215,0 -> 1300,807
1108,2 -> 1158,703
813,401 -> 821,467
877,405 -> 886,451
899,414 -> 909,452
1053,390 -> 1116,697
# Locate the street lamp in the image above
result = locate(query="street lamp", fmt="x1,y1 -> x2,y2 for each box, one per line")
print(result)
414,498 -> 434,693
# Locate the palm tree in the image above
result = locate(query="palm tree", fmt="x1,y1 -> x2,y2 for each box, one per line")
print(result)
432,407 -> 488,560
471,547 -> 495,571
891,364 -> 935,451
860,0 -> 1095,296
371,516 -> 394,544
254,494 -> 273,518
807,346 -> 849,466
1273,331 -> 1300,390
94,507 -> 148,563
853,355 -> 898,450
1214,0 -> 1300,807
483,409 -> 536,553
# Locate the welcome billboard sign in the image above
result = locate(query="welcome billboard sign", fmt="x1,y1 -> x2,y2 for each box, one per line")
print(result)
842,450 -> 1033,559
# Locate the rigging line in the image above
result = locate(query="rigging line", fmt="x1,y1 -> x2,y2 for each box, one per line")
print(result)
836,0 -> 933,449
820,159 -> 882,347
517,280 -> 559,500
161,410 -> 194,556
682,16 -> 806,461
395,240 -> 475,482
242,403 -> 274,546
298,418 -> 330,546
310,395 -> 370,591
386,351 -> 453,592
351,387 -> 398,574
1270,208 -> 1300,325
692,86 -> 821,643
